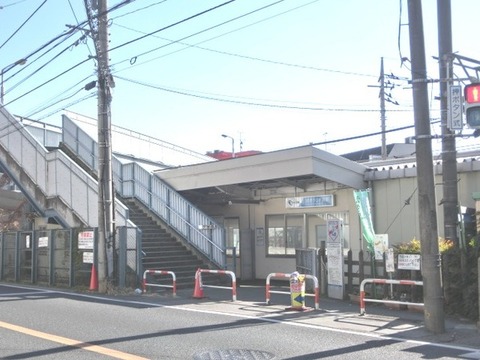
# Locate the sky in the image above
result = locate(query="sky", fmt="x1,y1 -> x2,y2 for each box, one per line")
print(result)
1,0 -> 480,157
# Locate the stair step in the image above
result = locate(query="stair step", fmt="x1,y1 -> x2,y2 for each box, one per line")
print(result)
123,198 -> 215,285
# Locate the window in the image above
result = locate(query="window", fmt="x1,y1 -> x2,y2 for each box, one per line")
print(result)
267,212 -> 350,256
266,214 -> 304,256
224,217 -> 240,256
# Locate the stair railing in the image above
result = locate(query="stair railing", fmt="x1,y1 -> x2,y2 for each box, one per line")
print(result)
62,115 -> 226,269
0,107 -> 131,228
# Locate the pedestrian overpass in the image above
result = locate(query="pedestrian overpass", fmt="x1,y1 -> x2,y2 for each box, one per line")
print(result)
0,107 -> 227,273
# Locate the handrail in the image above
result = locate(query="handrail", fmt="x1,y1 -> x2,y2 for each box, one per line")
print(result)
61,115 -> 226,268
0,108 -> 130,228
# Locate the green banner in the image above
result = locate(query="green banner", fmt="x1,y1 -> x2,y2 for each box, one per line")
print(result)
353,189 -> 375,253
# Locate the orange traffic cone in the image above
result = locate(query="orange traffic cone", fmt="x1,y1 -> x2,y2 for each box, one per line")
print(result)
89,264 -> 98,291
192,269 -> 204,299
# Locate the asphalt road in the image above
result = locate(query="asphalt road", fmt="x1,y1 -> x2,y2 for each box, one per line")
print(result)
0,283 -> 478,359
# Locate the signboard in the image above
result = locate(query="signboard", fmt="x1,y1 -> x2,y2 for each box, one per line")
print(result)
78,231 -> 94,250
286,195 -> 334,208
38,236 -> 48,248
326,243 -> 343,286
255,227 -> 265,246
448,84 -> 463,130
83,252 -> 94,264
326,219 -> 344,299
327,219 -> 341,243
398,254 -> 421,270
385,248 -> 395,273
374,234 -> 388,260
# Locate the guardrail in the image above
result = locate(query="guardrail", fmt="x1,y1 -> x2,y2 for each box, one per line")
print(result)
359,278 -> 424,315
265,272 -> 319,310
142,270 -> 177,296
194,269 -> 237,301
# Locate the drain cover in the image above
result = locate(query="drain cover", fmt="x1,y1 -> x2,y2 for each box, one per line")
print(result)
193,349 -> 276,360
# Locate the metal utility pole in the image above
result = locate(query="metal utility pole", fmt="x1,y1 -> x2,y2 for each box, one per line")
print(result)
437,0 -> 459,247
407,0 -> 445,333
85,0 -> 115,293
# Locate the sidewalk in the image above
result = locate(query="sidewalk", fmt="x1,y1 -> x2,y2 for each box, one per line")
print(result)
136,283 -> 480,353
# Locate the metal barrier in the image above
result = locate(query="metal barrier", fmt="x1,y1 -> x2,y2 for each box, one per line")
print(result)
265,272 -> 320,310
196,269 -> 237,301
359,278 -> 424,315
142,270 -> 177,296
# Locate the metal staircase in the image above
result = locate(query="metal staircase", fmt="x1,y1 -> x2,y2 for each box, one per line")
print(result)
125,199 -> 208,288
60,114 -> 227,273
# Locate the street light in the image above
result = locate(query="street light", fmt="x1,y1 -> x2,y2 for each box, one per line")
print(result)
1,58 -> 27,104
221,134 -> 235,158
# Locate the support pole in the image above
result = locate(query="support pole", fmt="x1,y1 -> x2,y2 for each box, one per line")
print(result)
380,58 -> 387,160
437,1 -> 459,247
407,0 -> 445,334
96,0 -> 115,293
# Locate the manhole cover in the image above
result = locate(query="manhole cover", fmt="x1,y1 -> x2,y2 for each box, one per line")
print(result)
193,349 -> 276,360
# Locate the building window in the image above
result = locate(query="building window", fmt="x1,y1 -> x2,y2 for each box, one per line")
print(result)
267,212 -> 350,256
266,214 -> 304,256
224,217 -> 240,256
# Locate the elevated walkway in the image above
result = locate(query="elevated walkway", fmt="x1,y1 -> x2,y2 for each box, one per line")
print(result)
0,107 -> 130,228
61,114 -> 227,270
0,108 -> 227,273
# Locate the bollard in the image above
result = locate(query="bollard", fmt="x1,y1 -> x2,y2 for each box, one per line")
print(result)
289,271 -> 306,310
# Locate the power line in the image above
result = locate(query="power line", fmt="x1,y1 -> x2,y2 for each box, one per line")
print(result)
108,0 -> 238,54
115,75 -> 412,112
4,33 -> 88,98
3,1 -> 239,114
114,23 -> 374,78
0,0 -> 48,50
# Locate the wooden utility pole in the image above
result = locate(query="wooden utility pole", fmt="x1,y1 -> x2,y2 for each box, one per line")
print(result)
407,0 -> 445,334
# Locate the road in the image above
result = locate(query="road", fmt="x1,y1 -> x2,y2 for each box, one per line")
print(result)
0,283 -> 478,359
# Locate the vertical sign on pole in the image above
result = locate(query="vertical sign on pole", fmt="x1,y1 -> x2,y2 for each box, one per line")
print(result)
447,84 -> 463,130
385,248 -> 395,298
326,218 -> 344,299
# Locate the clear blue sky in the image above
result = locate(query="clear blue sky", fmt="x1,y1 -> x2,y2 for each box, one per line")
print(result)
1,0 -> 479,156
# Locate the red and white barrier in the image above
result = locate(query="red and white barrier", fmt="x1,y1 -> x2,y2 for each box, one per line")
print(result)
142,270 -> 177,296
195,269 -> 237,301
265,272 -> 320,310
359,278 -> 424,315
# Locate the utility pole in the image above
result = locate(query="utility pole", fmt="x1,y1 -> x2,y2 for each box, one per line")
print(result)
368,57 -> 400,160
86,0 -> 115,293
437,0 -> 459,248
380,58 -> 387,159
407,0 -> 445,333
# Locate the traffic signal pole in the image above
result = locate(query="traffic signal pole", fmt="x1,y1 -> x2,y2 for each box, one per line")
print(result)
407,0 -> 445,334
437,0 -> 459,251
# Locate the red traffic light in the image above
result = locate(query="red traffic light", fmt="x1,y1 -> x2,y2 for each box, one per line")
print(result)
464,83 -> 480,103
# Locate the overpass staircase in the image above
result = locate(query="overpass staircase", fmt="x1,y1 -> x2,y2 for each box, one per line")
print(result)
0,108 -> 227,288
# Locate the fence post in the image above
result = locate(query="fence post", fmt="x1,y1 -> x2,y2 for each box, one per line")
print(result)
118,227 -> 126,288
359,250 -> 365,286
347,249 -> 353,295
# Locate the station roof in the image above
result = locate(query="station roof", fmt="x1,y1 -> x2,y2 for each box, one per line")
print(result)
154,145 -> 368,205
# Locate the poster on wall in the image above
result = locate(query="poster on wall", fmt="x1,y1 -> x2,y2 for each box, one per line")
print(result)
255,227 -> 264,246
326,218 -> 344,299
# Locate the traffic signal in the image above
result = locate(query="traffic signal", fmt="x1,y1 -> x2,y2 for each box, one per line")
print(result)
464,83 -> 480,128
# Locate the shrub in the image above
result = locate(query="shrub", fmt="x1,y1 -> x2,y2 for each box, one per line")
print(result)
393,237 -> 454,254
